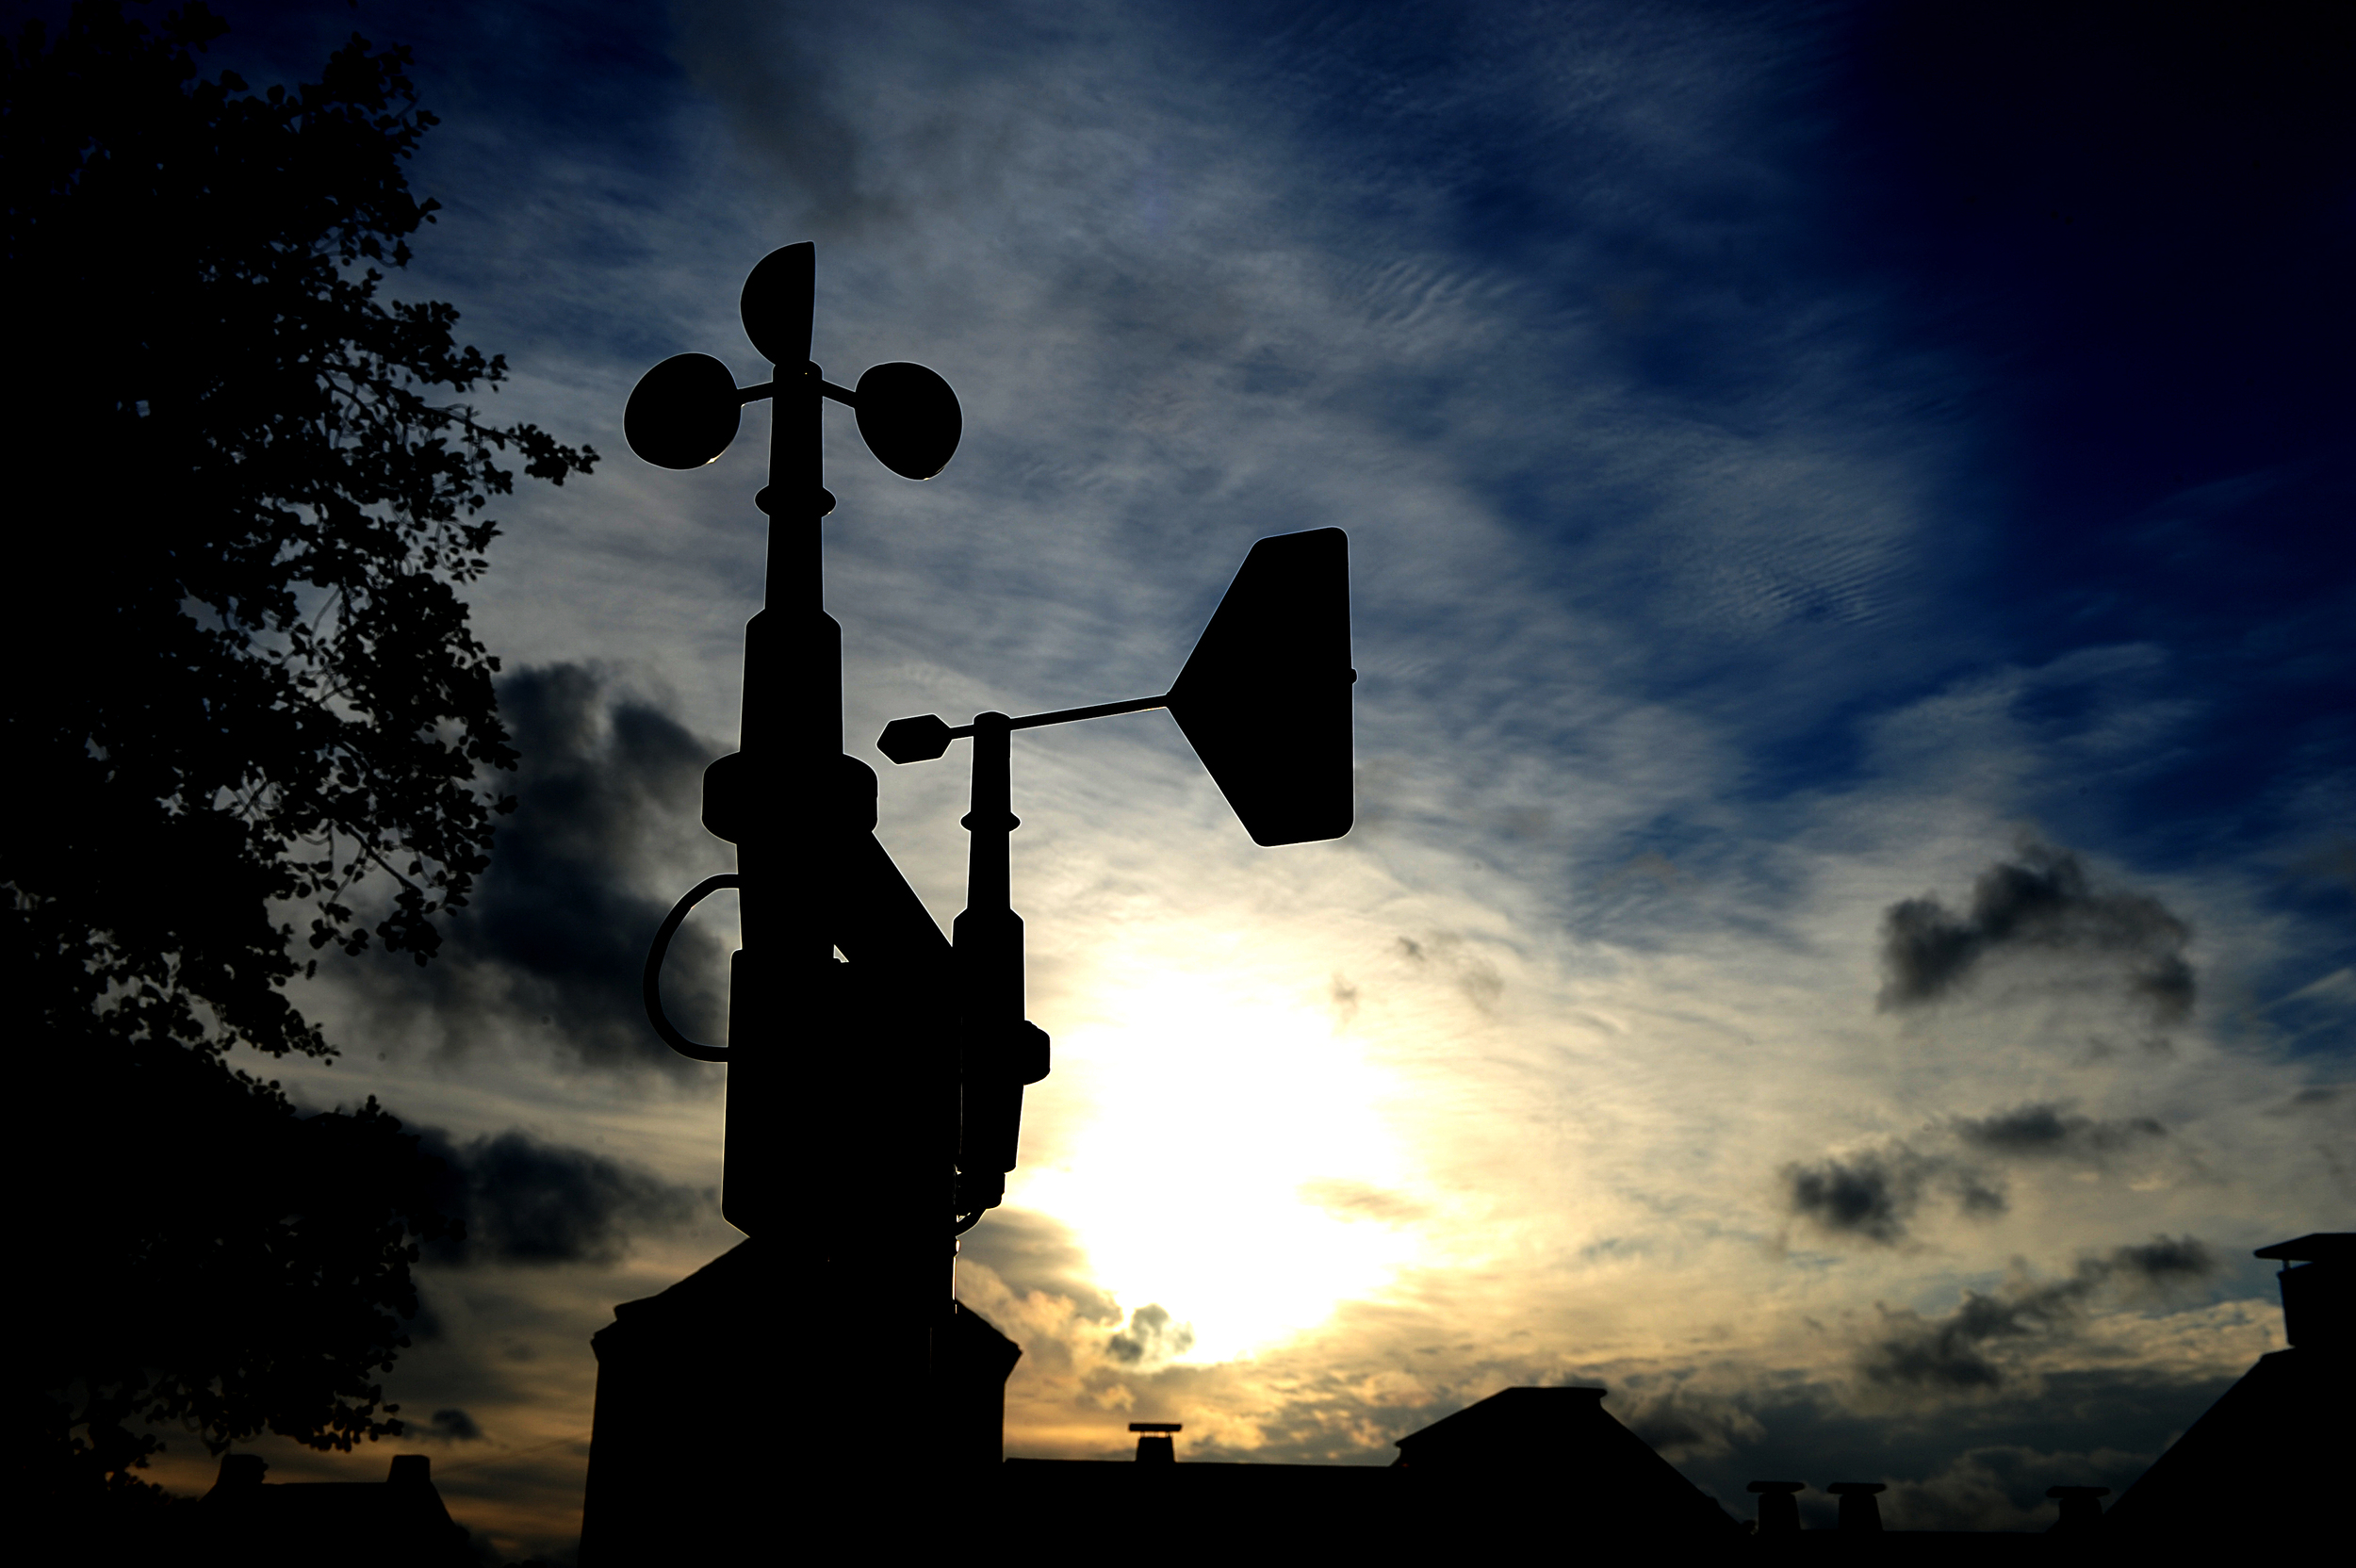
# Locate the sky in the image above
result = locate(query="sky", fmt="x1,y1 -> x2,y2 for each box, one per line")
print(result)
56,0 -> 2353,1556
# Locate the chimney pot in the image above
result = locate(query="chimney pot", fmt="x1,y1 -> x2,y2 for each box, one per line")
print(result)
2254,1234 -> 2352,1350
2046,1484 -> 2109,1532
388,1454 -> 432,1486
1129,1422 -> 1181,1463
1827,1481 -> 1886,1531
216,1454 -> 267,1489
1747,1480 -> 1805,1532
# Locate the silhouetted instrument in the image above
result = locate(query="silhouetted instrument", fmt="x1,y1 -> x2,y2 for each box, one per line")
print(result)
601,238 -> 1358,1552
877,527 -> 1353,1224
625,243 -> 964,1245
623,243 -> 1354,1251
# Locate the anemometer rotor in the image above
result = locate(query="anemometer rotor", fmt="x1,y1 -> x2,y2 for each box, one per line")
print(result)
624,245 -> 962,481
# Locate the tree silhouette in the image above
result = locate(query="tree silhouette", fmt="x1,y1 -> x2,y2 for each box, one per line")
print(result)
4,1 -> 595,1499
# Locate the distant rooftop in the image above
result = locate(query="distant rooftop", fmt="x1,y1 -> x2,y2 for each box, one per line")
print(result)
2252,1233 -> 2352,1263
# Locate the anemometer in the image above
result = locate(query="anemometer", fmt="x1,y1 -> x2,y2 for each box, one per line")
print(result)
629,242 -> 1352,1249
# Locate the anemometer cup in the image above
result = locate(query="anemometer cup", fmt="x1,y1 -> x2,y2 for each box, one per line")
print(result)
740,243 -> 816,367
624,352 -> 742,470
855,362 -> 962,480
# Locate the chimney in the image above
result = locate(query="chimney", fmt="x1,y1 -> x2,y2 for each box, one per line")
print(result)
2253,1233 -> 2350,1350
1827,1481 -> 1885,1530
2046,1485 -> 2108,1532
1130,1422 -> 1180,1463
388,1454 -> 433,1486
1747,1480 -> 1804,1532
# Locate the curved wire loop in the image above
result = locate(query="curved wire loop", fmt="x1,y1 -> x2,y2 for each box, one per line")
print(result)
644,874 -> 742,1063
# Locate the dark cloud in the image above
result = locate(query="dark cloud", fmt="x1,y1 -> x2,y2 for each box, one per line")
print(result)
1859,1238 -> 2217,1398
1878,839 -> 2195,1021
355,663 -> 734,1070
1671,1365 -> 2244,1534
1106,1303 -> 1195,1366
2108,1234 -> 2213,1285
1864,1284 -> 2068,1392
956,1206 -> 1122,1325
1886,1445 -> 2149,1532
1786,1151 -> 1920,1243
419,1408 -> 484,1443
1615,1386 -> 1765,1463
1783,1147 -> 2003,1245
1952,1103 -> 2168,1160
1786,1102 -> 2186,1245
419,1126 -> 709,1266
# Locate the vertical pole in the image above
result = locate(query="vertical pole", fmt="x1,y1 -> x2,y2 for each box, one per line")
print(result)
954,713 -> 1027,1217
724,246 -> 828,1239
722,246 -> 941,1511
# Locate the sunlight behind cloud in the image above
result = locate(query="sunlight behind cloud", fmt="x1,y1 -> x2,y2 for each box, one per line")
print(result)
1012,964 -> 1428,1364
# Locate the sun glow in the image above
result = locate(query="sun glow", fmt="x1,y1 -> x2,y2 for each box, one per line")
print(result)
1010,967 -> 1427,1364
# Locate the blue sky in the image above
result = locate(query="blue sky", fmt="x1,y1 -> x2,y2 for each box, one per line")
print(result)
71,0 -> 2350,1553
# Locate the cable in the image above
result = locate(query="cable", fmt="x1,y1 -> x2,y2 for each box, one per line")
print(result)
643,874 -> 740,1062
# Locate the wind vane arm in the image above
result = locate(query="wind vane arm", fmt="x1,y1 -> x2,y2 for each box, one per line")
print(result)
878,525 -> 1353,1227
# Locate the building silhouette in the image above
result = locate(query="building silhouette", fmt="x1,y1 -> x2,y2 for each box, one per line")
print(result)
188,1452 -> 473,1566
2102,1232 -> 2350,1540
117,1230 -> 2333,1558
573,1231 -> 2345,1555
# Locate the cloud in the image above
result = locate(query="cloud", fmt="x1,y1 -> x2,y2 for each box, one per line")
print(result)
348,663 -> 733,1070
419,1126 -> 709,1266
1889,1445 -> 2148,1532
1666,1361 -> 2255,1533
957,1206 -> 1124,1328
1786,1150 -> 1926,1243
418,1408 -> 484,1443
1106,1303 -> 1196,1367
1396,932 -> 1507,1012
1783,1146 -> 2004,1245
1951,1104 -> 2168,1161
1878,838 -> 2196,1021
2106,1234 -> 2214,1289
1786,1102 -> 2181,1245
1615,1386 -> 1766,1464
1330,973 -> 1360,1027
1858,1238 -> 2217,1399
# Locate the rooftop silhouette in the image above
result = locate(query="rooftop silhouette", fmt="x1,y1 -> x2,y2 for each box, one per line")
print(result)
191,1453 -> 473,1567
